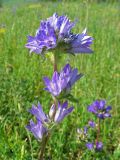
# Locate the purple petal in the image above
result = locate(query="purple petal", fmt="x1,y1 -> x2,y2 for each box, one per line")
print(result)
104,113 -> 111,118
88,120 -> 95,128
83,126 -> 88,135
105,106 -> 112,112
62,101 -> 68,109
99,100 -> 106,110
96,142 -> 103,151
26,119 -> 47,140
86,142 -> 94,150
28,102 -> 48,122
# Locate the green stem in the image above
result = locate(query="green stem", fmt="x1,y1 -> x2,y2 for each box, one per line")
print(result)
52,53 -> 58,119
53,53 -> 57,72
38,134 -> 50,160
96,118 -> 100,143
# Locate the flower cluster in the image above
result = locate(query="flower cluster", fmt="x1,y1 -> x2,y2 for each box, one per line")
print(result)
26,101 -> 73,140
87,100 -> 112,119
43,63 -> 83,97
86,141 -> 103,151
25,13 -> 113,159
25,13 -> 93,55
77,100 -> 112,152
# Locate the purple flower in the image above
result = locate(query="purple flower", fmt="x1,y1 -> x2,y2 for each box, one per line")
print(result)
25,13 -> 93,55
26,102 -> 49,140
87,100 -> 112,119
86,141 -> 103,151
49,101 -> 74,123
96,141 -> 103,151
86,142 -> 94,150
25,21 -> 57,54
88,120 -> 95,128
47,13 -> 75,42
26,101 -> 73,139
28,102 -> 49,123
26,119 -> 47,140
68,28 -> 93,54
43,63 -> 83,96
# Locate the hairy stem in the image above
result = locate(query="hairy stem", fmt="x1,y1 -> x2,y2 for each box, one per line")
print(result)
38,134 -> 50,160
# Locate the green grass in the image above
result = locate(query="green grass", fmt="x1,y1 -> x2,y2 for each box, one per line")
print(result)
0,0 -> 120,159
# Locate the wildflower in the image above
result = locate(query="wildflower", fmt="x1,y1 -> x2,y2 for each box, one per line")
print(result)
96,141 -> 103,151
26,101 -> 73,139
86,142 -> 94,150
43,63 -> 83,97
87,100 -> 112,119
25,13 -> 93,55
67,28 -> 93,54
86,141 -> 103,151
28,102 -> 49,123
88,120 -> 95,128
26,119 -> 47,140
53,101 -> 74,123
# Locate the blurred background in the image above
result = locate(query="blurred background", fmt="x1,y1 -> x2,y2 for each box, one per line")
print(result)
0,0 -> 120,159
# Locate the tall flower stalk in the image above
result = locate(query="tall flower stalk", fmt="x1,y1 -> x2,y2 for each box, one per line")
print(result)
25,13 -> 93,159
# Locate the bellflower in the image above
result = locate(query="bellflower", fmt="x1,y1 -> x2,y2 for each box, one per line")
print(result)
28,102 -> 49,123
26,102 -> 49,140
88,120 -> 96,128
43,63 -> 83,97
49,101 -> 74,123
26,119 -> 47,140
87,100 -> 112,119
86,142 -> 94,150
26,101 -> 74,139
25,13 -> 93,55
86,141 -> 103,151
96,141 -> 103,151
53,101 -> 74,123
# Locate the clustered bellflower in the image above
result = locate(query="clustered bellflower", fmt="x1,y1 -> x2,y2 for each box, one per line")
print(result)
87,100 -> 112,119
77,100 -> 112,152
26,101 -> 73,140
43,63 -> 83,97
25,13 -> 93,55
86,141 -> 103,151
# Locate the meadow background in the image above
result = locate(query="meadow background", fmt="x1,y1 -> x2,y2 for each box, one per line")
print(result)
0,0 -> 120,159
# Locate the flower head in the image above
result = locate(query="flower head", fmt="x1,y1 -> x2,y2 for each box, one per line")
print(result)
87,100 -> 112,119
28,102 -> 49,123
86,141 -> 103,151
26,102 -> 49,140
68,28 -> 93,54
49,101 -> 74,123
26,101 -> 74,139
43,63 -> 83,97
25,13 -> 93,55
26,119 -> 47,140
86,142 -> 94,150
96,141 -> 103,151
88,120 -> 96,128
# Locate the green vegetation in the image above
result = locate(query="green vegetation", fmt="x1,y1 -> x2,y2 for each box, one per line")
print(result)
0,0 -> 120,159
